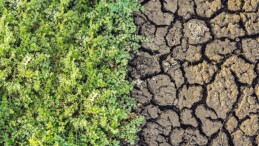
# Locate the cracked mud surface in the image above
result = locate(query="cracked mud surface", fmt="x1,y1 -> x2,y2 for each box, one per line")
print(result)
128,0 -> 259,145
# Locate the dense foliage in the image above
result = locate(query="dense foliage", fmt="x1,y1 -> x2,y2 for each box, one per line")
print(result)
0,0 -> 143,145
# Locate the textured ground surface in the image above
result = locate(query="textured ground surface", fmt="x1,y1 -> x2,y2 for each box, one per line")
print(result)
128,0 -> 259,145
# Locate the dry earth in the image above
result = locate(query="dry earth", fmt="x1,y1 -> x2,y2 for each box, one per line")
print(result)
128,0 -> 259,145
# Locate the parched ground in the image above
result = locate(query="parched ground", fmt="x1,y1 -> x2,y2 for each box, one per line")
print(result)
128,0 -> 259,145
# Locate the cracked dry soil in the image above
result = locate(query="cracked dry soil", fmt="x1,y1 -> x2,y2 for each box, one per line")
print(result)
127,0 -> 259,145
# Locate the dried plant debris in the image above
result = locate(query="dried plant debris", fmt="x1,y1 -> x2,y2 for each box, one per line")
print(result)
184,19 -> 212,44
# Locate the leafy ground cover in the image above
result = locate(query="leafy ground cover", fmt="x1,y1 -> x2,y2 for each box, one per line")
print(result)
0,0 -> 143,145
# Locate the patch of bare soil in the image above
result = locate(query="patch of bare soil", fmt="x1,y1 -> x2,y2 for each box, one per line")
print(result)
128,0 -> 259,145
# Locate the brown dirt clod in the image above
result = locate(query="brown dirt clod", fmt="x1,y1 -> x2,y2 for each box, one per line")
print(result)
195,0 -> 222,18
210,12 -> 246,39
148,75 -> 177,106
228,0 -> 242,11
143,0 -> 174,25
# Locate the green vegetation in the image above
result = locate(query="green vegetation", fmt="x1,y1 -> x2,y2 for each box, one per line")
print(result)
0,0 -> 143,145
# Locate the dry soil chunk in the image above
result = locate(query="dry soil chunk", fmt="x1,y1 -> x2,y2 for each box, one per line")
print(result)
142,123 -> 171,146
223,56 -> 256,85
241,12 -> 259,35
162,57 -> 184,88
235,87 -> 259,119
240,114 -> 259,136
143,0 -> 174,25
180,109 -> 198,127
166,21 -> 182,47
207,68 -> 238,119
228,0 -> 242,11
243,0 -> 259,12
184,61 -> 218,84
172,38 -> 202,62
232,130 -> 254,146
242,38 -> 259,63
226,116 -> 238,133
140,23 -> 170,55
159,142 -> 171,146
134,12 -> 147,26
205,39 -> 237,63
141,105 -> 161,119
210,12 -> 245,39
195,0 -> 222,18
131,80 -> 153,105
170,128 -> 208,145
148,75 -> 177,106
210,131 -> 230,146
163,0 -> 178,13
195,105 -> 222,136
130,52 -> 160,79
184,19 -> 212,44
177,0 -> 195,19
178,85 -> 203,110
256,83 -> 259,98
140,21 -> 156,35
156,110 -> 180,129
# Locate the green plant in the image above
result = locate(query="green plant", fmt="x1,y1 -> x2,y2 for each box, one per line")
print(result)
0,0 -> 143,145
